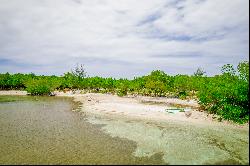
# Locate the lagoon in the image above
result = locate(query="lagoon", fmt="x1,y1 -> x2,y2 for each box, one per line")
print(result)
0,95 -> 248,164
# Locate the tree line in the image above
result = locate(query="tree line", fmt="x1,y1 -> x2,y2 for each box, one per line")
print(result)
0,61 -> 248,123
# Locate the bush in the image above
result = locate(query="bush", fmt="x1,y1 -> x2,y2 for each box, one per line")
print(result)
197,64 -> 249,123
178,91 -> 188,99
117,89 -> 127,97
116,82 -> 128,97
25,79 -> 61,95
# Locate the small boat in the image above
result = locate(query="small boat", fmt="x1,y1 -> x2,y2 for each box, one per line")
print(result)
165,108 -> 192,115
165,108 -> 184,114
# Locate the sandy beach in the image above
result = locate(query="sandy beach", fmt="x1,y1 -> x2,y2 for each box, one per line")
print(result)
0,90 -> 248,129
54,91 -> 248,129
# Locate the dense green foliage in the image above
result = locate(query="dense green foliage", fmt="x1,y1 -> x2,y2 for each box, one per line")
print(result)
25,76 -> 61,95
197,61 -> 249,123
0,61 -> 249,123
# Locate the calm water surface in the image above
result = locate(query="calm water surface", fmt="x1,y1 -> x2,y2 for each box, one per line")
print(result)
0,95 -> 249,165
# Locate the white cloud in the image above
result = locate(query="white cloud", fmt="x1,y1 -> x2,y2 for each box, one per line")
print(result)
0,0 -> 249,78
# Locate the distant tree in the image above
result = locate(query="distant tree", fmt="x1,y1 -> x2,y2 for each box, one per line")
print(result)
71,64 -> 86,79
194,67 -> 206,77
221,64 -> 236,76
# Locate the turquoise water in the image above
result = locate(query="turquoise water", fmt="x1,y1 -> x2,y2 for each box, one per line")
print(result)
86,114 -> 249,165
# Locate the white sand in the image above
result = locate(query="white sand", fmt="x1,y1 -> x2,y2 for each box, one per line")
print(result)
71,93 -> 214,125
58,92 -> 247,128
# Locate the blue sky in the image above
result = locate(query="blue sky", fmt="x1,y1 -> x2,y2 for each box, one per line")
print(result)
0,0 -> 249,78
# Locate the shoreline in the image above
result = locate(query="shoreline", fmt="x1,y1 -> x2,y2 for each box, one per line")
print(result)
71,93 -> 248,129
0,90 -> 248,130
0,90 -> 27,96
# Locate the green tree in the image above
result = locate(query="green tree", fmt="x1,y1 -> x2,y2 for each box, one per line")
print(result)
193,67 -> 206,77
237,61 -> 249,82
221,64 -> 236,76
71,64 -> 86,79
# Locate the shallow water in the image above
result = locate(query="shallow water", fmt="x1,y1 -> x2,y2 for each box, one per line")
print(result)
0,95 -> 249,165
0,96 -> 164,165
87,114 -> 249,165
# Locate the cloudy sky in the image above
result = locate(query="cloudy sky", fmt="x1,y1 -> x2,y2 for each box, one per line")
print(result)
0,0 -> 249,78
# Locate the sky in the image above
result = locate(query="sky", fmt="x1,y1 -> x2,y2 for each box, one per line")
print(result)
0,0 -> 249,78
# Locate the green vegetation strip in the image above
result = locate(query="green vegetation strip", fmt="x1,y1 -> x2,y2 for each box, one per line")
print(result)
0,61 -> 249,123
